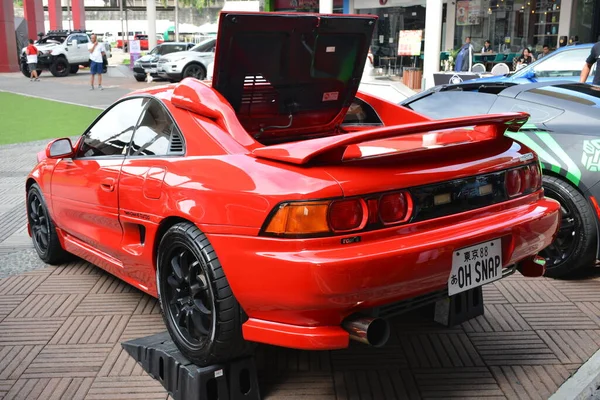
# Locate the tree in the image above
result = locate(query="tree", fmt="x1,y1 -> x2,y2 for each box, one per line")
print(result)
13,0 -> 23,7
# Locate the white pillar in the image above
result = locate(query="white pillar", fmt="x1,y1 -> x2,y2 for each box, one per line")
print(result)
319,0 -> 333,14
423,0 -> 443,89
445,0 -> 456,52
174,0 -> 179,42
557,0 -> 572,48
147,0 -> 157,50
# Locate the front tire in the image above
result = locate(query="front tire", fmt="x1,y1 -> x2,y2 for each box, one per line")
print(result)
69,64 -> 79,74
540,176 -> 597,278
50,57 -> 69,77
134,74 -> 146,82
157,222 -> 252,366
27,184 -> 68,264
20,62 -> 42,78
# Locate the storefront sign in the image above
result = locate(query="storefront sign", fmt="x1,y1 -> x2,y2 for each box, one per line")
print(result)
398,30 -> 422,56
456,0 -> 481,26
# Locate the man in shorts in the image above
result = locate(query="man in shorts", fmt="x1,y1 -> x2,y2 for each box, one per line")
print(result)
26,39 -> 39,81
88,34 -> 106,90
580,41 -> 600,86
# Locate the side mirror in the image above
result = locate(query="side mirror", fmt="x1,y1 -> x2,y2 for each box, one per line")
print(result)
523,69 -> 536,80
70,39 -> 78,46
46,138 -> 74,159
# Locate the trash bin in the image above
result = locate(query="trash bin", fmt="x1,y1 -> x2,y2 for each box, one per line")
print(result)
402,67 -> 422,90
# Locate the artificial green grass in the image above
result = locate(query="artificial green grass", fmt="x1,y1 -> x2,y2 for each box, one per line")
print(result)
0,92 -> 101,145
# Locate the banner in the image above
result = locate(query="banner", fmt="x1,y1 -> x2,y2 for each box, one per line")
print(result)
397,30 -> 423,56
456,0 -> 481,26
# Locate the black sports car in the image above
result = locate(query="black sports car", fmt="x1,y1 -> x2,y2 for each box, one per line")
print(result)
399,81 -> 600,278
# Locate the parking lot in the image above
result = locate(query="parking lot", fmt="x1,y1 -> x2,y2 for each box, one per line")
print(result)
1,70 -> 600,400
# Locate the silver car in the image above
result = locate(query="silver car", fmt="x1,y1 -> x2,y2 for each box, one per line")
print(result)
156,38 -> 216,82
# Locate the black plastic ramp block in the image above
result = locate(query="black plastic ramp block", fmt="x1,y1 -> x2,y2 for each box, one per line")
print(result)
122,331 -> 261,400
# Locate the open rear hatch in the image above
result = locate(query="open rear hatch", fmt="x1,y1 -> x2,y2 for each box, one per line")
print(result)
211,12 -> 377,141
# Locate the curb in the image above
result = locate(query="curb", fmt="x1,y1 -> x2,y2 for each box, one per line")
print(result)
550,348 -> 600,400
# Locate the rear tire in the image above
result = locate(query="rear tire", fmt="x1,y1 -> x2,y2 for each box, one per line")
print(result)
157,222 -> 254,366
27,184 -> 69,264
540,176 -> 597,278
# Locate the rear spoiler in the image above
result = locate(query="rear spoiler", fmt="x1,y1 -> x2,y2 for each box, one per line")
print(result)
251,113 -> 529,165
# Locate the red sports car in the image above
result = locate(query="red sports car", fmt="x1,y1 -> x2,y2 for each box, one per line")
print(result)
26,12 -> 560,366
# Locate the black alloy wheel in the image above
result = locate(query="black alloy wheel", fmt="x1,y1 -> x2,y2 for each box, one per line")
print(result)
29,191 -> 50,254
540,176 -> 597,278
165,246 -> 215,348
157,222 -> 254,366
26,184 -> 68,264
182,63 -> 206,80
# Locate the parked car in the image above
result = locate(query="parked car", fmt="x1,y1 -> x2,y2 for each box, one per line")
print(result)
132,42 -> 195,82
118,34 -> 164,51
398,80 -> 600,277
26,12 -> 559,367
156,37 -> 216,82
472,44 -> 597,85
20,29 -> 111,78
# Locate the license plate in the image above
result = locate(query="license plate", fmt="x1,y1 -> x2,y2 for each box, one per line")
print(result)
144,68 -> 156,73
448,239 -> 502,296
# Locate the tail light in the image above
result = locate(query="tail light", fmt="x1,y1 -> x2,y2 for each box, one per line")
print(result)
379,192 -> 410,224
328,199 -> 365,231
263,191 -> 413,237
506,162 -> 542,197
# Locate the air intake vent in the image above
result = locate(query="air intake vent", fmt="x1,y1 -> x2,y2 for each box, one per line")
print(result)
169,130 -> 184,154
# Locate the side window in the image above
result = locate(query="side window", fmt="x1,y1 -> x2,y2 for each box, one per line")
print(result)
533,49 -> 592,78
78,34 -> 89,44
404,91 -> 497,119
78,98 -> 145,157
343,98 -> 383,125
128,99 -> 182,157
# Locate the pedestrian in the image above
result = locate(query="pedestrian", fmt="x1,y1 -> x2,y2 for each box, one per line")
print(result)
481,40 -> 493,53
514,48 -> 535,70
537,44 -> 551,60
579,40 -> 600,86
26,39 -> 39,82
88,34 -> 105,90
454,37 -> 474,72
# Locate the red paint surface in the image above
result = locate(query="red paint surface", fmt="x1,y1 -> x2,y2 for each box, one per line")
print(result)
71,0 -> 86,30
48,0 -> 63,30
27,77 -> 561,350
0,0 -> 19,72
23,0 -> 44,41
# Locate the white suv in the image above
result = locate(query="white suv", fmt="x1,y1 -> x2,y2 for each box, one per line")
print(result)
156,38 -> 215,82
20,29 -> 111,78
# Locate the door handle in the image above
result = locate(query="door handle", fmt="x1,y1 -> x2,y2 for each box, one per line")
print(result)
100,177 -> 115,192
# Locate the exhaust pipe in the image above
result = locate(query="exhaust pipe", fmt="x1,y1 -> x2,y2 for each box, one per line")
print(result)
342,315 -> 390,347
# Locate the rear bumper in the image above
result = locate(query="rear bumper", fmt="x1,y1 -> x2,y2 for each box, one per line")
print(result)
207,192 -> 560,349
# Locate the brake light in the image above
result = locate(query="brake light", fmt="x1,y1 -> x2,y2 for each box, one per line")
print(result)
506,169 -> 522,197
263,191 -> 413,237
506,162 -> 542,197
379,192 -> 409,224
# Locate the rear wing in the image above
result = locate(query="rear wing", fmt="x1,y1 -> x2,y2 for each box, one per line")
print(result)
251,113 -> 529,165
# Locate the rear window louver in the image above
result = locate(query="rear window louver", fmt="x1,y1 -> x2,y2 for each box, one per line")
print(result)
168,129 -> 184,154
240,75 -> 278,116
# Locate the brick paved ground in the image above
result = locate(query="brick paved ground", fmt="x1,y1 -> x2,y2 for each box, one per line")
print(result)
1,78 -> 600,399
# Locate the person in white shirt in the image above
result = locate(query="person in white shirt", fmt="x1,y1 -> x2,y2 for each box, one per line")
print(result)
88,34 -> 105,90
